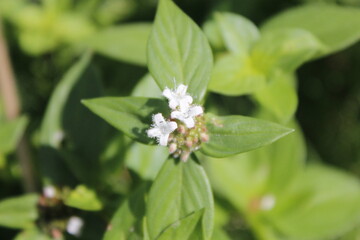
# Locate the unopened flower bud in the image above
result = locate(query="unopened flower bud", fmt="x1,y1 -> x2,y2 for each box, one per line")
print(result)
185,138 -> 193,148
178,125 -> 186,134
200,133 -> 209,142
180,151 -> 191,162
169,143 -> 177,153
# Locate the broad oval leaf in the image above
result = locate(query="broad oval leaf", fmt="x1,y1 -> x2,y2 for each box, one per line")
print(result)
146,156 -> 214,240
202,114 -> 294,158
252,71 -> 298,123
82,97 -> 169,144
251,29 -> 323,73
157,209 -> 204,240
208,53 -> 266,96
147,0 -> 213,102
0,194 -> 38,229
261,4 -> 360,58
87,23 -> 152,66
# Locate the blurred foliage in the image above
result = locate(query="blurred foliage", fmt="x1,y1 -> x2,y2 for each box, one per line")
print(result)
0,0 -> 359,240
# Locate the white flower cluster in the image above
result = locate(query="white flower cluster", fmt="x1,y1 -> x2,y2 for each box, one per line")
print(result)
147,84 -> 203,146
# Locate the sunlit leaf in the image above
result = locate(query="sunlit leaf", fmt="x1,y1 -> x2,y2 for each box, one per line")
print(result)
202,114 -> 294,158
147,156 -> 214,240
0,116 -> 28,155
147,0 -> 213,102
87,23 -> 152,65
0,194 -> 38,229
261,4 -> 360,58
64,185 -> 102,211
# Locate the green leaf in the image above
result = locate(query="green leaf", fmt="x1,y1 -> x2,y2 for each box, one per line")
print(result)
103,184 -> 148,240
87,23 -> 152,65
0,116 -> 28,155
147,0 -> 213,102
251,29 -> 322,73
212,12 -> 260,56
202,114 -> 294,158
253,71 -> 298,123
14,226 -> 51,240
147,156 -> 214,240
82,97 -> 169,144
64,185 -> 102,211
208,53 -> 266,96
39,52 -> 107,186
125,142 -> 168,180
271,164 -> 360,239
131,74 -> 162,98
0,194 -> 38,229
261,4 -> 360,58
157,209 -> 204,240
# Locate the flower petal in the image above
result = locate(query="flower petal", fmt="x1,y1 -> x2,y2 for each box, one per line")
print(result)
159,133 -> 170,146
171,111 -> 184,121
183,117 -> 195,128
189,106 -> 203,117
168,121 -> 178,131
147,128 -> 161,138
162,88 -> 172,99
153,113 -> 165,125
176,84 -> 188,95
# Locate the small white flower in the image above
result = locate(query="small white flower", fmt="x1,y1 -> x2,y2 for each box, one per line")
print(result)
66,216 -> 84,237
147,113 -> 178,146
43,185 -> 56,198
171,105 -> 203,128
163,84 -> 193,110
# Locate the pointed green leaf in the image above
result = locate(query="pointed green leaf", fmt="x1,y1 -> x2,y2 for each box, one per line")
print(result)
82,97 -> 169,144
64,185 -> 102,211
251,29 -> 322,73
213,12 -> 259,56
147,0 -> 213,102
261,4 -> 360,58
157,209 -> 204,240
208,53 -> 266,96
147,156 -> 214,240
103,184 -> 148,240
0,116 -> 28,155
0,194 -> 38,229
253,71 -> 298,123
87,23 -> 152,65
202,114 -> 294,158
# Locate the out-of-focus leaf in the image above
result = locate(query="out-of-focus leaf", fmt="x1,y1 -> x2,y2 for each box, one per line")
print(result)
147,0 -> 213,102
15,226 -> 51,240
213,12 -> 260,56
271,164 -> 360,239
157,209 -> 204,240
82,97 -> 169,144
261,4 -> 360,58
251,29 -> 322,73
202,114 -> 294,158
253,71 -> 298,123
39,52 -> 107,186
0,116 -> 28,155
0,194 -> 38,229
147,156 -> 214,240
125,142 -> 168,180
208,53 -> 266,96
103,184 -> 148,240
64,185 -> 102,211
131,74 -> 162,98
87,23 -> 152,65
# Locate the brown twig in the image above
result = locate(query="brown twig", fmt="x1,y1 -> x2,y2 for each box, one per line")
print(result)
0,18 -> 37,192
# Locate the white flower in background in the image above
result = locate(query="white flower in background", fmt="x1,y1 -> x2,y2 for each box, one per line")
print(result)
147,113 -> 178,146
171,105 -> 203,128
66,216 -> 84,237
43,185 -> 56,198
163,84 -> 193,110
260,194 -> 276,211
